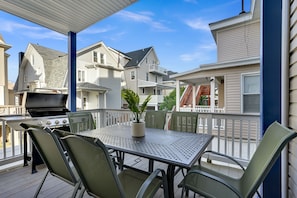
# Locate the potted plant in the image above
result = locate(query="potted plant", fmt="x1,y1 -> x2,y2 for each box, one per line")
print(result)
121,88 -> 151,137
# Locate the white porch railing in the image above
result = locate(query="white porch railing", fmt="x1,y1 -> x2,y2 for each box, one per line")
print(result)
0,106 -> 25,115
180,105 -> 225,113
0,109 -> 260,167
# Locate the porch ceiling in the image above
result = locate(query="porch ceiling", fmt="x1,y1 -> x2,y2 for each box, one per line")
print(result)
0,0 -> 138,35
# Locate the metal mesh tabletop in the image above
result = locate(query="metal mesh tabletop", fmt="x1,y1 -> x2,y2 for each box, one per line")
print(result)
80,125 -> 213,168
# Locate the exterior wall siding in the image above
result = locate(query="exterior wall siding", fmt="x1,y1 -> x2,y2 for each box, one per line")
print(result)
223,65 -> 259,114
289,0 -> 297,196
217,21 -> 260,62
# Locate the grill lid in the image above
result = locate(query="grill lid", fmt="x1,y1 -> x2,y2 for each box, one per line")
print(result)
25,92 -> 69,117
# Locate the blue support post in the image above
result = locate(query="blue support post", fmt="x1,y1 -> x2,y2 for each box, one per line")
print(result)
261,0 -> 282,197
68,31 -> 77,112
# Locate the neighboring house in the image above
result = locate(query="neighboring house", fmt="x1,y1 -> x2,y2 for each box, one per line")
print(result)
15,41 -> 129,110
0,34 -> 14,105
171,0 -> 260,114
123,46 -> 174,110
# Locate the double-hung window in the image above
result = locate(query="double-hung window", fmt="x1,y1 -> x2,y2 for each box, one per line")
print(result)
78,70 -> 85,82
242,73 -> 260,113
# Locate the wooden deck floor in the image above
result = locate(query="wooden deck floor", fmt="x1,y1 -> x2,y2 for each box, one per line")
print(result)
0,154 -> 242,198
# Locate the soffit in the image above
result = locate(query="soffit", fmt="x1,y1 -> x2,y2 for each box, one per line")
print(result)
0,0 -> 137,35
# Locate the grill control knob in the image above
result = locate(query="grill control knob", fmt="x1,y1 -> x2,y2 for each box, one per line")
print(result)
46,121 -> 52,125
55,120 -> 60,125
62,119 -> 67,124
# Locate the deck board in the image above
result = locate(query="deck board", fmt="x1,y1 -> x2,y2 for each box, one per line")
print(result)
0,154 -> 242,197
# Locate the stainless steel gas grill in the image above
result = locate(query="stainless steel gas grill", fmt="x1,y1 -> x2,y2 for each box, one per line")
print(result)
7,92 -> 71,173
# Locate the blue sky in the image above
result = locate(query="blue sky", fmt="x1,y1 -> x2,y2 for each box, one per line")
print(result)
0,0 -> 251,83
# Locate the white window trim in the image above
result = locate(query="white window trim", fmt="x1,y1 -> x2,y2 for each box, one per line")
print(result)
241,72 -> 260,114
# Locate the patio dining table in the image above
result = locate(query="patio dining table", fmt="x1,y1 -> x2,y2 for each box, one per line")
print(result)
78,125 -> 213,198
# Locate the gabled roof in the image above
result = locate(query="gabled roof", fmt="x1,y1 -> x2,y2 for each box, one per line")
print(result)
77,82 -> 111,92
125,47 -> 153,68
209,0 -> 260,43
31,44 -> 66,60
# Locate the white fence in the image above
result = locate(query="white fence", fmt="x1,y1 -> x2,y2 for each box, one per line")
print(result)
0,109 -> 260,167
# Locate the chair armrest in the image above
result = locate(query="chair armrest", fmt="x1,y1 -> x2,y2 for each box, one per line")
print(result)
184,168 -> 241,197
136,168 -> 168,198
202,150 -> 246,171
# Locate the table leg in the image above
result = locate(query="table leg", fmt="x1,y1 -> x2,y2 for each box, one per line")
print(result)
167,164 -> 176,198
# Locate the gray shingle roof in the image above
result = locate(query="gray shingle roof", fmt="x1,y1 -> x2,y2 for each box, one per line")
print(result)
125,47 -> 152,67
77,82 -> 111,91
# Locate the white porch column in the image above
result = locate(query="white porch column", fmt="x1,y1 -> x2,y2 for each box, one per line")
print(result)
210,77 -> 215,112
192,84 -> 196,112
176,80 -> 180,111
104,92 -> 107,108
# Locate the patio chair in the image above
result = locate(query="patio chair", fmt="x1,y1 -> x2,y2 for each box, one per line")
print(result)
145,110 -> 167,129
60,134 -> 169,198
67,111 -> 95,133
20,123 -> 81,198
67,111 -> 118,166
178,121 -> 297,198
144,110 -> 167,172
169,111 -> 198,133
168,111 -> 199,175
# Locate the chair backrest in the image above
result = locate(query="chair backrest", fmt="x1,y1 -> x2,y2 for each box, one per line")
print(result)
145,110 -> 167,129
21,123 -> 78,185
169,111 -> 198,133
60,135 -> 125,197
241,121 -> 297,197
67,111 -> 95,133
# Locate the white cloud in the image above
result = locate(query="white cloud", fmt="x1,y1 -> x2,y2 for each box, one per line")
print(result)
184,0 -> 198,4
180,43 -> 216,62
24,31 -> 66,40
80,26 -> 113,34
0,19 -> 43,32
0,18 -> 66,40
184,18 -> 210,31
116,10 -> 174,32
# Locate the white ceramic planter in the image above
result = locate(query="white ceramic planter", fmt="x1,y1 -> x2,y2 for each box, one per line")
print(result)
131,122 -> 145,137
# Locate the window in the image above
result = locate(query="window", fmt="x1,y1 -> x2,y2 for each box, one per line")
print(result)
93,51 -> 98,62
146,73 -> 149,81
242,73 -> 260,113
155,75 -> 157,82
30,55 -> 34,66
100,53 -> 105,64
78,70 -> 85,82
83,97 -> 87,109
131,71 -> 135,80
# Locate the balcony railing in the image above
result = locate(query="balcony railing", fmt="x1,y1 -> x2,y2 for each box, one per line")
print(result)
180,105 -> 225,113
139,95 -> 164,105
0,109 -> 260,168
148,64 -> 167,75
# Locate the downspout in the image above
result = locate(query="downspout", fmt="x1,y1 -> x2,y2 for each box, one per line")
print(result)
281,0 -> 290,197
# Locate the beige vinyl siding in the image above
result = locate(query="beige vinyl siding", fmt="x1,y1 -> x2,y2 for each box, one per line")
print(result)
224,66 -> 259,114
217,21 -> 260,62
289,0 -> 297,197
225,74 -> 241,113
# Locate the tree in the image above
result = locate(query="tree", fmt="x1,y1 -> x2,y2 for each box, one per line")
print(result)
160,87 -> 185,111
